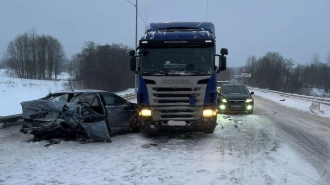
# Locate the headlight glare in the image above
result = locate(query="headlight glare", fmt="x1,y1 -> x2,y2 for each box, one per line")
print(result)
221,99 -> 227,103
140,109 -> 151,117
245,99 -> 253,103
219,105 -> 226,110
203,109 -> 216,117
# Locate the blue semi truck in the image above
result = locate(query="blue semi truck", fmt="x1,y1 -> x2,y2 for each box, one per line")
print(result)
129,22 -> 228,136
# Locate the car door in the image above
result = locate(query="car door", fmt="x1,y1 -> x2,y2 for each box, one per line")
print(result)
101,93 -> 135,132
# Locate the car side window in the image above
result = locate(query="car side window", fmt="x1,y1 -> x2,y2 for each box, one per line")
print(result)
57,94 -> 69,102
102,94 -> 124,106
81,94 -> 97,105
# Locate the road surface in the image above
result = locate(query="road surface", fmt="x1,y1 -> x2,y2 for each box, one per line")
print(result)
1,95 -> 330,185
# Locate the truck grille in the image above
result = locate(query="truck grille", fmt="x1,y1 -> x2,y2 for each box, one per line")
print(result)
144,76 -> 211,120
149,87 -> 204,120
151,87 -> 201,106
156,107 -> 201,120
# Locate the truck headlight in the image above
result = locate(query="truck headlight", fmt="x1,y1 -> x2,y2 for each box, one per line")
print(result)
203,109 -> 217,117
140,109 -> 151,117
245,99 -> 253,103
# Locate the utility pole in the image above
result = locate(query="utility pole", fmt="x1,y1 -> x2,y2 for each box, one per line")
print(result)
134,0 -> 138,93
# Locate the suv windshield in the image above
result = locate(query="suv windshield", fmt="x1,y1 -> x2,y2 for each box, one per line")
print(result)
140,47 -> 214,75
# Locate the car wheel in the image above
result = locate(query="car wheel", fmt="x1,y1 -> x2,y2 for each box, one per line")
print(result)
130,116 -> 140,133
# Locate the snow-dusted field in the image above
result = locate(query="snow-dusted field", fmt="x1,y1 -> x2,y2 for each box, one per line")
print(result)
1,69 -> 330,185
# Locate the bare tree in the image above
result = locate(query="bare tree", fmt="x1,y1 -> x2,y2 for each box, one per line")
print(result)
4,30 -> 66,80
36,35 -> 48,79
6,33 -> 30,78
312,53 -> 320,64
326,50 -> 330,66
68,42 -> 134,92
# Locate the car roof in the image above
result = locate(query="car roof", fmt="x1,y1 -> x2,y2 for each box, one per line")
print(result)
222,84 -> 246,87
52,89 -> 111,94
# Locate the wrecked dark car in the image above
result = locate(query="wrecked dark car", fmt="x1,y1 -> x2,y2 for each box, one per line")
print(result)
20,89 -> 139,143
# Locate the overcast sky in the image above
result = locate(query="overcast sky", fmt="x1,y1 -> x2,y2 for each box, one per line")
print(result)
1,0 -> 330,67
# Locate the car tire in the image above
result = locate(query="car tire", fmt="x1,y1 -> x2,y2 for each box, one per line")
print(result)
130,116 -> 140,133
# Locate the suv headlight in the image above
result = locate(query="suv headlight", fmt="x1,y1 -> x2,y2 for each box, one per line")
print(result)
245,99 -> 253,103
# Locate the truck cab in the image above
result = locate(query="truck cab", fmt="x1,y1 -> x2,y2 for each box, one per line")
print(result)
129,22 -> 228,136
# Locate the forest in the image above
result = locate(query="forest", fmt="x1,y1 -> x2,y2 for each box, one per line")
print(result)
1,30 -> 329,96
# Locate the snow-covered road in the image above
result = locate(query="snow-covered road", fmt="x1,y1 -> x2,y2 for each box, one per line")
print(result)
1,95 -> 330,185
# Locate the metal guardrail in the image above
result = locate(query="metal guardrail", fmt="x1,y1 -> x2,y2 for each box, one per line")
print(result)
251,88 -> 330,106
0,114 -> 23,129
122,93 -> 136,100
0,93 -> 137,129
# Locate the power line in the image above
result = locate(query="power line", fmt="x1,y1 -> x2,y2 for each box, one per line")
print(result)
126,0 -> 146,26
138,10 -> 146,26
144,2 -> 148,25
126,0 -> 134,6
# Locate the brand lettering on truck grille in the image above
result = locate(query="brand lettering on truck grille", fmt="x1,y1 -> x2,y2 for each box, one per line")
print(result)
162,79 -> 191,84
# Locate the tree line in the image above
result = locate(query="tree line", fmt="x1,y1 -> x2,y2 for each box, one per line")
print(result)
242,52 -> 330,95
1,30 -> 134,92
2,30 -> 329,95
3,30 -> 65,80
67,41 -> 134,92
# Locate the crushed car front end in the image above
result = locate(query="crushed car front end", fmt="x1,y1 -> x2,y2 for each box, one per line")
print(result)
19,91 -> 112,142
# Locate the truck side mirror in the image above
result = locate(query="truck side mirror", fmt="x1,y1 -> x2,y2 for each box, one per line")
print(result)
219,55 -> 227,71
217,48 -> 228,71
130,57 -> 136,72
220,48 -> 228,55
129,50 -> 136,57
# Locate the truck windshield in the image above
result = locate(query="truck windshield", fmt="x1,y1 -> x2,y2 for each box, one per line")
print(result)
140,47 -> 214,75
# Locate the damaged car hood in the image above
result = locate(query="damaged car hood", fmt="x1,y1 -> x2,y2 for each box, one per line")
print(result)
21,100 -> 66,121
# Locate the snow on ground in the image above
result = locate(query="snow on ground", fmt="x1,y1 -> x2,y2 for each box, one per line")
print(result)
1,68 -> 329,118
1,69 -> 330,185
0,69 -> 135,116
249,87 -> 330,118
0,69 -> 68,116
